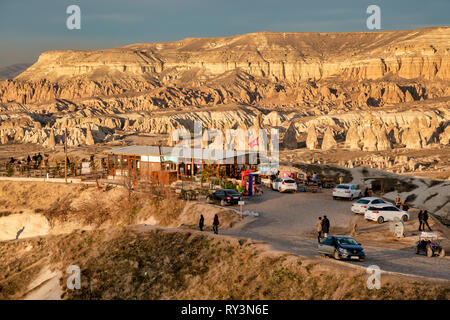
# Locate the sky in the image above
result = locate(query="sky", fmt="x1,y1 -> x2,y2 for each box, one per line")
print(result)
0,0 -> 449,67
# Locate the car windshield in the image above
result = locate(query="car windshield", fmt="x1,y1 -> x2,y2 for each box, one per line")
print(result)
337,185 -> 349,189
225,190 -> 240,195
284,179 -> 295,183
356,199 -> 370,204
337,238 -> 358,245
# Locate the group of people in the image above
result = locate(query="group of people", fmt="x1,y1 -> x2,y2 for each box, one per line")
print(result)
199,214 -> 220,234
363,188 -> 373,197
418,210 -> 432,232
7,153 -> 45,170
316,215 -> 330,242
395,194 -> 410,211
303,171 -> 318,186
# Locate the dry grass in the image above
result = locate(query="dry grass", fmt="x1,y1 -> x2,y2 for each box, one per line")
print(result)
2,227 -> 448,300
0,181 -> 188,228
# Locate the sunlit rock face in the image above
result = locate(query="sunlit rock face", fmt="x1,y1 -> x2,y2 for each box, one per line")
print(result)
0,27 -> 448,151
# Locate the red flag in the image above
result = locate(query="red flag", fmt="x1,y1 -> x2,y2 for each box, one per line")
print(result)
249,137 -> 259,148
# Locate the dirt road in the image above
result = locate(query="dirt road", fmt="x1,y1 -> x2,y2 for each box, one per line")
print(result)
223,189 -> 450,281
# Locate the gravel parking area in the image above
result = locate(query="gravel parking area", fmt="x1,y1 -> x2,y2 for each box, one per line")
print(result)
222,188 -> 450,281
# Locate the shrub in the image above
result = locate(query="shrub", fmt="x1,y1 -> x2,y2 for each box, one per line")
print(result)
6,164 -> 14,177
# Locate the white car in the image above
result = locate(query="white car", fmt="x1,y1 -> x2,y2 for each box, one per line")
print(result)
351,197 -> 390,214
272,177 -> 297,193
365,205 -> 409,224
332,184 -> 361,200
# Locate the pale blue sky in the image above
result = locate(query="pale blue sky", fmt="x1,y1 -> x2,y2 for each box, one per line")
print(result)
0,0 -> 449,67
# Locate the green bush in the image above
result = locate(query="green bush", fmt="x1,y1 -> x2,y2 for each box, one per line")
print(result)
6,164 -> 14,177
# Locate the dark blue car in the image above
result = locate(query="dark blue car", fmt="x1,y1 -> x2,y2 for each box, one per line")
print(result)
318,235 -> 365,261
206,189 -> 242,206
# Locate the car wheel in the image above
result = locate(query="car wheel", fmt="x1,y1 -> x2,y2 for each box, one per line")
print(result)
377,216 -> 384,224
426,246 -> 433,257
401,215 -> 408,222
333,196 -> 337,200
439,249 -> 445,258
220,199 -> 226,206
333,250 -> 340,260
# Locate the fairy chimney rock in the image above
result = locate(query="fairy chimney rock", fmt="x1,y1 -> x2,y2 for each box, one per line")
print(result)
345,124 -> 361,150
283,122 -> 298,150
306,125 -> 319,150
47,129 -> 56,148
321,127 -> 337,150
85,126 -> 95,145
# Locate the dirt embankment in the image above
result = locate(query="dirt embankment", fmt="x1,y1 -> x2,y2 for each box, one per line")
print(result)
1,226 -> 449,300
0,181 -> 241,241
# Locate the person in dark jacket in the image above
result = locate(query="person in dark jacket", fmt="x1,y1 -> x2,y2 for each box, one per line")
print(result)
213,214 -> 219,234
418,210 -> 425,231
199,214 -> 205,231
402,201 -> 409,212
321,215 -> 330,238
423,210 -> 432,231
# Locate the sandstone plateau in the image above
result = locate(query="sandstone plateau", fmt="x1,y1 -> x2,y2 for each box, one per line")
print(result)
0,27 -> 448,153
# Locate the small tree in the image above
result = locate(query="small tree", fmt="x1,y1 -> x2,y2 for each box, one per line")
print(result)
70,161 -> 76,176
54,161 -> 61,177
200,164 -> 218,184
6,163 -> 14,177
90,157 -> 97,172
19,163 -> 25,176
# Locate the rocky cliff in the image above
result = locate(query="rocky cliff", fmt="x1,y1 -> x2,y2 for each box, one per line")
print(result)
0,27 -> 448,149
1,27 -> 449,106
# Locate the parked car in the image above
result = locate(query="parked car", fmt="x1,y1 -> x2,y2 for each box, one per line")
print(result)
318,235 -> 365,261
416,232 -> 445,258
272,177 -> 297,193
365,205 -> 409,224
351,197 -> 390,214
332,184 -> 361,200
206,189 -> 242,206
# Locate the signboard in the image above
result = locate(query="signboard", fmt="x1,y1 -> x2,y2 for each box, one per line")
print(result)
141,156 -> 161,163
81,161 -> 91,175
257,163 -> 278,175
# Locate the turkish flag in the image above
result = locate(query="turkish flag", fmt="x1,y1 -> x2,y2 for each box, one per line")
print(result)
249,137 -> 259,148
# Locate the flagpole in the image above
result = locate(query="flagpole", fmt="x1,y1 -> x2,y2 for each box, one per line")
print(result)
65,128 -> 68,184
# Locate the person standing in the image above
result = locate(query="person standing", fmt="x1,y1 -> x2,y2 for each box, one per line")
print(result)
395,194 -> 402,208
312,172 -> 317,185
213,214 -> 219,234
199,214 -> 205,231
321,215 -> 330,238
316,217 -> 323,242
402,201 -> 409,212
423,210 -> 432,231
418,210 -> 424,231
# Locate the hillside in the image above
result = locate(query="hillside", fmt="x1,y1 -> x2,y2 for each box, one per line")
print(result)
1,226 -> 449,300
